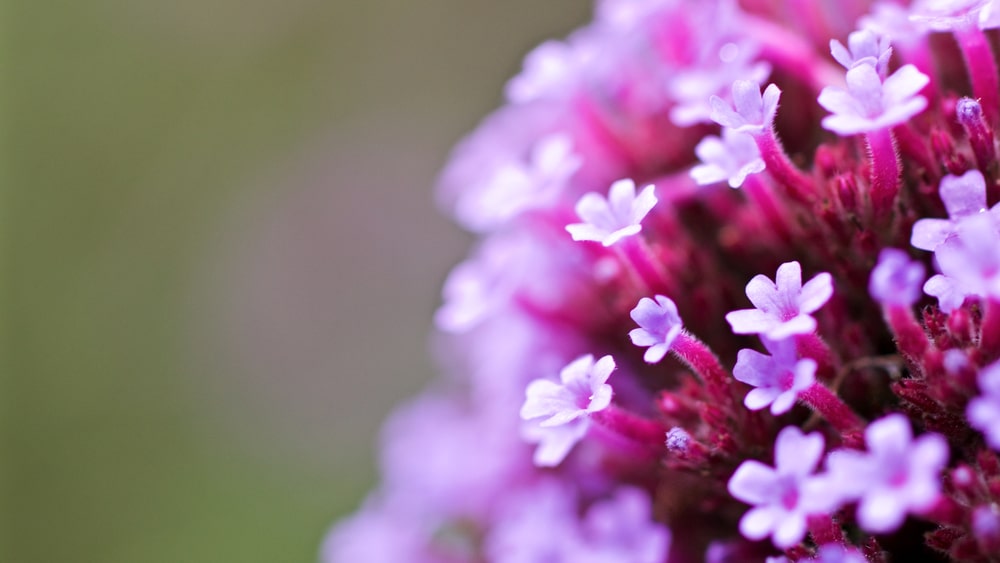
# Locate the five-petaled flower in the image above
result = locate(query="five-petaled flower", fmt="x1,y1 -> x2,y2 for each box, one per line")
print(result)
911,170 -> 1000,251
566,179 -> 658,247
727,426 -> 831,548
823,414 -> 949,533
629,295 -> 683,363
733,337 -> 816,415
818,63 -> 929,135
520,354 -> 616,466
709,80 -> 781,135
726,261 -> 834,340
690,127 -> 766,188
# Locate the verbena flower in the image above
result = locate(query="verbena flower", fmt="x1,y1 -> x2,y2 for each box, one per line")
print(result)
823,414 -> 949,533
733,337 -> 816,415
727,426 -> 830,548
725,261 -> 833,340
327,1 -> 1000,560
565,179 -> 658,247
629,295 -> 683,363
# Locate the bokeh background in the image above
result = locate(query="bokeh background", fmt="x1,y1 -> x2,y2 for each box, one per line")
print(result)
7,1 -> 591,561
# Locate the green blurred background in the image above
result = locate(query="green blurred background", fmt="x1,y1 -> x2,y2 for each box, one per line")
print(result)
7,1 -> 589,561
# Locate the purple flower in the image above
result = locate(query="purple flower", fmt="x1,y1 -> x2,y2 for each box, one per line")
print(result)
566,179 -> 658,246
520,354 -> 615,466
505,38 -> 594,103
709,81 -> 781,135
629,295 -> 683,363
726,261 -> 834,340
830,29 -> 893,77
967,360 -> 1000,449
728,426 -> 831,548
869,248 -> 926,306
818,63 -> 929,135
669,43 -> 772,127
912,170 -> 998,251
690,128 -> 766,188
456,134 -> 582,232
824,414 -> 949,533
733,337 -> 816,415
909,0 -> 992,31
574,487 -> 672,563
924,213 -> 1000,312
485,479 -> 586,563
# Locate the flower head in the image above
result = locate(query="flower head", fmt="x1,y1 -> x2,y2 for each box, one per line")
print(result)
566,179 -> 658,246
727,426 -> 830,548
629,295 -> 683,363
924,212 -> 1000,311
819,63 -> 929,135
709,80 -> 781,135
733,337 -> 816,415
726,261 -> 834,340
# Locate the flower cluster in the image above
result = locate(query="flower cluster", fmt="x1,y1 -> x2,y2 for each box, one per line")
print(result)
325,0 -> 1000,561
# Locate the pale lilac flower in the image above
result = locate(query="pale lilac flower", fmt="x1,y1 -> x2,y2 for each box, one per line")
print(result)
967,360 -> 1000,449
869,248 -> 926,306
924,213 -> 1000,312
457,134 -> 582,232
727,426 -> 831,548
485,479 -> 586,563
912,170 -> 999,251
435,234 -> 524,332
573,487 -> 671,563
824,414 -> 949,533
566,179 -> 658,246
322,497 -> 440,563
726,261 -> 834,340
830,29 -> 893,77
733,337 -> 816,415
690,128 -> 766,188
709,80 -> 781,135
819,64 -> 929,135
505,38 -> 594,103
669,43 -> 772,127
520,354 -> 615,466
861,3 -> 930,45
910,0 -> 991,31
629,295 -> 683,363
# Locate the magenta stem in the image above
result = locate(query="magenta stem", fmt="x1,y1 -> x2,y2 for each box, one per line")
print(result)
807,514 -> 845,546
796,332 -> 837,380
616,237 -> 669,293
957,25 -> 1000,125
753,128 -> 814,204
865,127 -> 900,220
979,299 -> 1000,364
886,305 -> 931,364
672,333 -> 733,407
592,406 -> 668,450
800,382 -> 864,433
744,175 -> 794,242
